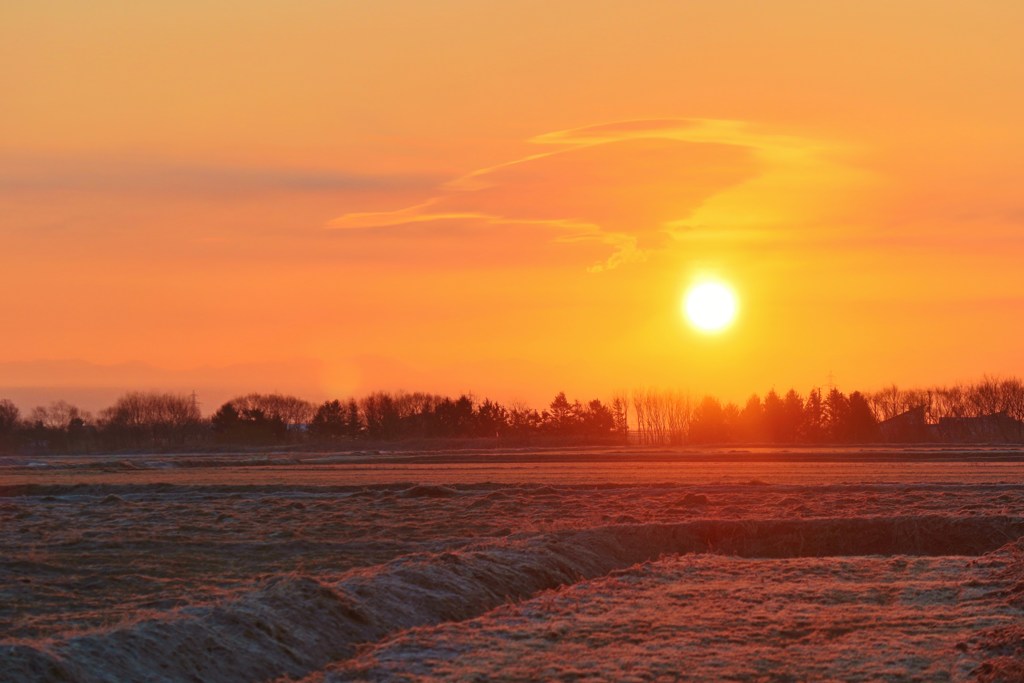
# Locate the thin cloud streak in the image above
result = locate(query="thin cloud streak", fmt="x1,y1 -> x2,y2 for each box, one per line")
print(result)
328,118 -> 852,271
0,156 -> 441,196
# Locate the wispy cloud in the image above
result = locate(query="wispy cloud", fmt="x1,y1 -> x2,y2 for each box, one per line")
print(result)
0,156 -> 439,196
329,118 -> 851,271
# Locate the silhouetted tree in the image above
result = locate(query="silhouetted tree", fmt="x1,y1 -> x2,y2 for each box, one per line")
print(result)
933,385 -> 968,420
0,399 -> 20,435
246,408 -> 288,442
26,400 -> 93,452
433,395 -> 476,436
508,402 -> 543,435
360,391 -> 399,439
476,398 -> 509,437
228,393 -> 314,432
390,392 -> 442,436
871,384 -> 911,421
847,391 -> 879,442
611,393 -> 629,442
763,390 -> 785,442
211,402 -> 242,442
547,392 -> 573,433
344,399 -> 363,438
629,389 -> 690,444
999,378 -> 1024,421
310,400 -> 347,440
664,392 -> 691,444
209,401 -> 284,443
632,390 -> 650,444
802,388 -> 824,442
737,394 -> 765,442
824,388 -> 850,441
723,402 -> 741,438
781,389 -> 804,442
689,395 -> 728,443
101,392 -> 203,448
580,399 -> 615,437
0,399 -> 19,449
30,400 -> 89,430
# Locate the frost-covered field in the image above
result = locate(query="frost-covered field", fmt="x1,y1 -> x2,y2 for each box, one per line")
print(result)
4,449 -> 1024,681
323,554 -> 1023,682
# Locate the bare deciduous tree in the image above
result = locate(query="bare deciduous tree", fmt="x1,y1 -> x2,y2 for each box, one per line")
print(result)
30,400 -> 89,430
0,399 -> 19,434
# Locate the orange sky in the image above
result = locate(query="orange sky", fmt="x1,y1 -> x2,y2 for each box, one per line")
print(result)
2,1 -> 1023,413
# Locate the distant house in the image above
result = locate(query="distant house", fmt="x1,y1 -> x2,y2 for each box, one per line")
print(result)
878,406 -> 929,442
935,412 -> 1024,443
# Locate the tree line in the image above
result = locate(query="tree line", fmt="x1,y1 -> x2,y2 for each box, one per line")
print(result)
629,376 -> 1024,444
629,387 -> 877,444
0,390 -> 622,453
2,375 -> 1023,453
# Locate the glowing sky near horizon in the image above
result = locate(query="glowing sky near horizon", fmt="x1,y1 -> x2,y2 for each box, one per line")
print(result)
2,1 -> 1024,411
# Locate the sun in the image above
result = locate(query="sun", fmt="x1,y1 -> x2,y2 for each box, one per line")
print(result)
683,280 -> 738,333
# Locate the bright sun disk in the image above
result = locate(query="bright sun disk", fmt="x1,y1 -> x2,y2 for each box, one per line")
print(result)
684,281 -> 738,333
